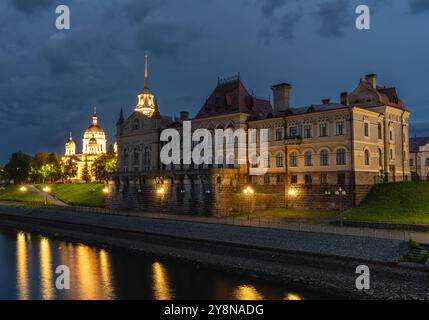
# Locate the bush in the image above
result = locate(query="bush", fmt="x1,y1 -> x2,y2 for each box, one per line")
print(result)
419,250 -> 428,264
409,238 -> 419,249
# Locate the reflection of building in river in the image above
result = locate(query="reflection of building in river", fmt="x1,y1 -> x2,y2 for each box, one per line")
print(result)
39,237 -> 54,300
16,232 -> 29,300
152,261 -> 174,300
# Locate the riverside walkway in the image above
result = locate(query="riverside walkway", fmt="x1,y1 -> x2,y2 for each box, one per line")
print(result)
0,204 -> 410,263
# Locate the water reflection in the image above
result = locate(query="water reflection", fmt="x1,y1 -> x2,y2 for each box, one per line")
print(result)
4,230 -> 328,300
39,237 -> 54,300
234,285 -> 264,300
16,232 -> 29,300
152,261 -> 174,300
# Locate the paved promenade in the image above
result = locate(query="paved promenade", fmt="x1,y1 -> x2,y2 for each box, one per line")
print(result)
0,205 -> 409,263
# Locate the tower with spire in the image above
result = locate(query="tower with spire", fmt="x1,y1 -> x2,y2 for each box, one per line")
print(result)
65,132 -> 76,156
134,52 -> 157,117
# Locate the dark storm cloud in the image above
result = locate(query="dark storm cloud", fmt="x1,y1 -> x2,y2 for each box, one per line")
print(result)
10,0 -> 56,14
409,0 -> 429,13
1,0 -> 429,162
258,0 -> 303,41
313,0 -> 351,38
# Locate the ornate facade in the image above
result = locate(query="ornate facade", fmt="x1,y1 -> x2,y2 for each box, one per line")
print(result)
108,62 -> 410,215
62,108 -> 108,181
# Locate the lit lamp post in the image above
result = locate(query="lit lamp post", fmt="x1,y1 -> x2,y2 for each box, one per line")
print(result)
42,186 -> 51,205
243,186 -> 254,216
326,187 -> 347,226
19,186 -> 27,192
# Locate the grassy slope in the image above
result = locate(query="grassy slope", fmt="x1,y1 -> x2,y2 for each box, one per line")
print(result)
0,185 -> 44,203
345,182 -> 429,224
36,183 -> 105,207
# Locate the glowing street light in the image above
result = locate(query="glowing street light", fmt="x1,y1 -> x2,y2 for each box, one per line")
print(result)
287,188 -> 298,197
243,186 -> 254,195
102,187 -> 109,194
19,186 -> 27,192
157,187 -> 165,195
42,186 -> 51,205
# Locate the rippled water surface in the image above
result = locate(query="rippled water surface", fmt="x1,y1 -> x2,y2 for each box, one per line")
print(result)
0,228 -> 329,300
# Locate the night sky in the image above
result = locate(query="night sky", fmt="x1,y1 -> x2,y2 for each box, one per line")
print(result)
1,0 -> 429,163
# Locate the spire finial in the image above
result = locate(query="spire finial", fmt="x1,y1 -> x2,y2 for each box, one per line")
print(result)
144,51 -> 148,88
92,106 -> 98,126
69,131 -> 72,139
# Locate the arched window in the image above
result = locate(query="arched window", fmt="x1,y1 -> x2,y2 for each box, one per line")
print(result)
133,119 -> 140,130
290,152 -> 298,167
336,148 -> 346,165
133,148 -> 139,166
304,151 -> 312,166
364,149 -> 370,166
123,149 -> 129,166
144,147 -> 151,166
320,149 -> 329,166
276,153 -> 284,167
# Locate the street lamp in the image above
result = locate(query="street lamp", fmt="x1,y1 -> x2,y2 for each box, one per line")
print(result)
19,186 -> 27,192
42,186 -> 51,205
243,186 -> 254,215
326,187 -> 347,225
288,188 -> 298,197
102,187 -> 109,194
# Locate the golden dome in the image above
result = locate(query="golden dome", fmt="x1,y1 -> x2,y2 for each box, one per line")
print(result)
66,133 -> 75,145
88,137 -> 98,146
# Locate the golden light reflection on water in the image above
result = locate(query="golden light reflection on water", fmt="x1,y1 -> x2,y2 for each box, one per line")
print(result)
234,285 -> 264,300
39,237 -> 54,300
99,249 -> 115,299
16,232 -> 29,300
152,261 -> 174,300
284,293 -> 303,300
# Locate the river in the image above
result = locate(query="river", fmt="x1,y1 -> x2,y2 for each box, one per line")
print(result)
0,228 -> 330,300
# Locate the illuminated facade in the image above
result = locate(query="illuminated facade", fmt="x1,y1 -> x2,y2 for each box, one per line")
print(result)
62,108 -> 108,181
109,67 -> 410,215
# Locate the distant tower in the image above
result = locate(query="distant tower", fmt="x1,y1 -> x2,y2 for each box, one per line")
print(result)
83,107 -> 107,155
134,52 -> 157,117
65,132 -> 76,156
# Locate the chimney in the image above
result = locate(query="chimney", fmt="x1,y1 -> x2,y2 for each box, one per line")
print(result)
322,98 -> 330,105
271,83 -> 292,112
365,74 -> 377,89
340,92 -> 349,105
180,111 -> 189,121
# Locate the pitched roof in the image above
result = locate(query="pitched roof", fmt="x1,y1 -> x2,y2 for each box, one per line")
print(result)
409,137 -> 429,153
195,77 -> 272,119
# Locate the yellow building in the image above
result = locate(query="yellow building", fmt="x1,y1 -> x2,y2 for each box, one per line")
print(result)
63,108 -> 108,181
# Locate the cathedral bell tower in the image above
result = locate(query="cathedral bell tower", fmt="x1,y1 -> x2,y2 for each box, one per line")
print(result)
134,52 -> 157,117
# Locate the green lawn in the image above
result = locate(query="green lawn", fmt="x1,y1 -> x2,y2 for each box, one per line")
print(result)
0,185 -> 44,203
242,207 -> 338,223
345,182 -> 429,225
36,183 -> 105,207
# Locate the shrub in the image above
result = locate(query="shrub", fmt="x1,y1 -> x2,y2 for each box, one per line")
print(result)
409,238 -> 419,249
419,250 -> 428,264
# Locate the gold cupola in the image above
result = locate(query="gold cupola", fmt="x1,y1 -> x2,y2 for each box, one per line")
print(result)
135,52 -> 156,117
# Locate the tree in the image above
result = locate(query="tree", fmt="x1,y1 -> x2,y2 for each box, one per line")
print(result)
92,147 -> 117,182
61,157 -> 78,182
30,152 -> 61,183
81,159 -> 91,183
0,165 -> 5,181
4,152 -> 32,183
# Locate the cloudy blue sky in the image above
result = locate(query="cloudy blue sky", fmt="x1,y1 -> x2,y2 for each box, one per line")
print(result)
1,0 -> 429,163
